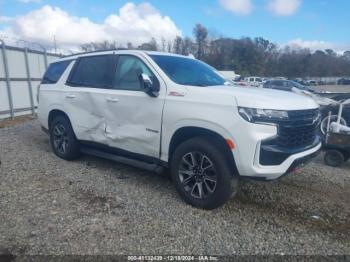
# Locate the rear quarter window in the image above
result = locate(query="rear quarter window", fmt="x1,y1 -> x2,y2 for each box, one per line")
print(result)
41,60 -> 72,84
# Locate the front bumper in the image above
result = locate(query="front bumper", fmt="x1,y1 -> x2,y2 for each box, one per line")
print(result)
232,119 -> 321,180
232,107 -> 321,180
246,140 -> 321,180
283,148 -> 320,176
259,136 -> 321,166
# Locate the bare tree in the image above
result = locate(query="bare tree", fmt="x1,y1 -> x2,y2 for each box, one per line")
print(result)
138,38 -> 158,51
79,25 -> 350,77
193,23 -> 208,59
173,36 -> 183,54
161,37 -> 166,52
167,40 -> 172,53
182,37 -> 194,56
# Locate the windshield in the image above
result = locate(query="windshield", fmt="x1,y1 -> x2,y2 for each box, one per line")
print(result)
150,55 -> 226,87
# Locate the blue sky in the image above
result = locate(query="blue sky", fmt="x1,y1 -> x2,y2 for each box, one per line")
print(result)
0,0 -> 349,52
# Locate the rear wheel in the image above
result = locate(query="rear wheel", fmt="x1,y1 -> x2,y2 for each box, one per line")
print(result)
170,137 -> 238,209
324,150 -> 344,167
49,116 -> 80,160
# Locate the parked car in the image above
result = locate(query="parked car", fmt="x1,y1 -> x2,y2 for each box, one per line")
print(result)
306,80 -> 318,86
244,76 -> 263,87
337,78 -> 350,85
263,79 -> 316,93
38,50 -> 321,209
292,78 -> 305,85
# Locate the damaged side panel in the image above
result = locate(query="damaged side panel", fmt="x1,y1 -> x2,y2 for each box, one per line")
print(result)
64,88 -> 110,145
65,87 -> 165,159
104,91 -> 164,159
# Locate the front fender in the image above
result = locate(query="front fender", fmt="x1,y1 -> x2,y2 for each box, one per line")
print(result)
160,119 -> 241,166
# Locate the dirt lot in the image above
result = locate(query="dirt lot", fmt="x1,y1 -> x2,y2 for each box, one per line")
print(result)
0,119 -> 349,255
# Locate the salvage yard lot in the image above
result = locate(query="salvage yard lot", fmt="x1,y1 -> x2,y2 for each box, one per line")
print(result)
0,120 -> 349,255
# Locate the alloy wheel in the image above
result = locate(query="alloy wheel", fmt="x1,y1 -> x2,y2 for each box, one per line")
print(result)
52,123 -> 69,154
178,151 -> 218,199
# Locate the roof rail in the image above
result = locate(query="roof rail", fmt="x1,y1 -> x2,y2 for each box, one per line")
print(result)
63,48 -> 129,58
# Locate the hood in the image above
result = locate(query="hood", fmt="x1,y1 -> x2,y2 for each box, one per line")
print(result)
210,85 -> 319,110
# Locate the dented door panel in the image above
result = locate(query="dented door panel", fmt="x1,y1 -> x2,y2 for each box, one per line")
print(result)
63,87 -> 109,144
104,90 -> 164,158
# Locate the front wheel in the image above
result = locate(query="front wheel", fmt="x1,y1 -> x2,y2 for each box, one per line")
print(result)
170,137 -> 238,209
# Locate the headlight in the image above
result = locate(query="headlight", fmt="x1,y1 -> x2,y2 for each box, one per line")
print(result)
238,107 -> 289,124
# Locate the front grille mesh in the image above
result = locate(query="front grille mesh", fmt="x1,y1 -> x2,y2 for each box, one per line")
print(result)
275,109 -> 319,149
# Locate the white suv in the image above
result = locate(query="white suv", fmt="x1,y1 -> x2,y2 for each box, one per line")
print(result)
38,50 -> 321,209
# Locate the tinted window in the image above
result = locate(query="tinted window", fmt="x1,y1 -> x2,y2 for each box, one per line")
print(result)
114,55 -> 156,91
68,55 -> 115,88
272,80 -> 282,86
282,81 -> 290,87
42,60 -> 72,84
272,80 -> 291,90
150,55 -> 225,87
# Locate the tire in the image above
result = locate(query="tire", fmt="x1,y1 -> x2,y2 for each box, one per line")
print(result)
324,150 -> 344,167
342,151 -> 350,162
49,115 -> 80,160
170,137 -> 238,209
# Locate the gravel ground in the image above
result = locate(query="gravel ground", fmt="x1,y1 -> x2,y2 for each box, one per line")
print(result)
0,120 -> 349,256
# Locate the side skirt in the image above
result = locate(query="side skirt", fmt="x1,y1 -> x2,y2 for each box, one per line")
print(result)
79,142 -> 167,174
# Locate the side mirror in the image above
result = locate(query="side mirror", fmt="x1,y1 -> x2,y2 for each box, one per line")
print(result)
140,73 -> 159,97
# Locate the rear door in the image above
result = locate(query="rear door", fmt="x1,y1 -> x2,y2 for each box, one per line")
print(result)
64,54 -> 117,144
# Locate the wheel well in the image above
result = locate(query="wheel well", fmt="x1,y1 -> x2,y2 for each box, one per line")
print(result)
48,110 -> 70,130
168,127 -> 238,174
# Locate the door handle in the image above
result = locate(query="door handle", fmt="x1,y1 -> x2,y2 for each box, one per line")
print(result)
65,94 -> 76,99
106,97 -> 119,103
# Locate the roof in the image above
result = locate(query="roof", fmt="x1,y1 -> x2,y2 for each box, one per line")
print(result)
60,49 -> 193,61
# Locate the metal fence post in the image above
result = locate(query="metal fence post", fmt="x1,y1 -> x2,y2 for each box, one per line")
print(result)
44,50 -> 48,70
24,48 -> 35,115
0,39 -> 14,119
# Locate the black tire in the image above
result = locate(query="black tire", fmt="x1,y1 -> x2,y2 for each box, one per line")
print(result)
342,151 -> 350,162
324,150 -> 344,167
49,115 -> 80,160
170,137 -> 238,209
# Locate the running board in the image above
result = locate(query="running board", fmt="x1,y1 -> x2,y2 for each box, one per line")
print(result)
80,147 -> 164,174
